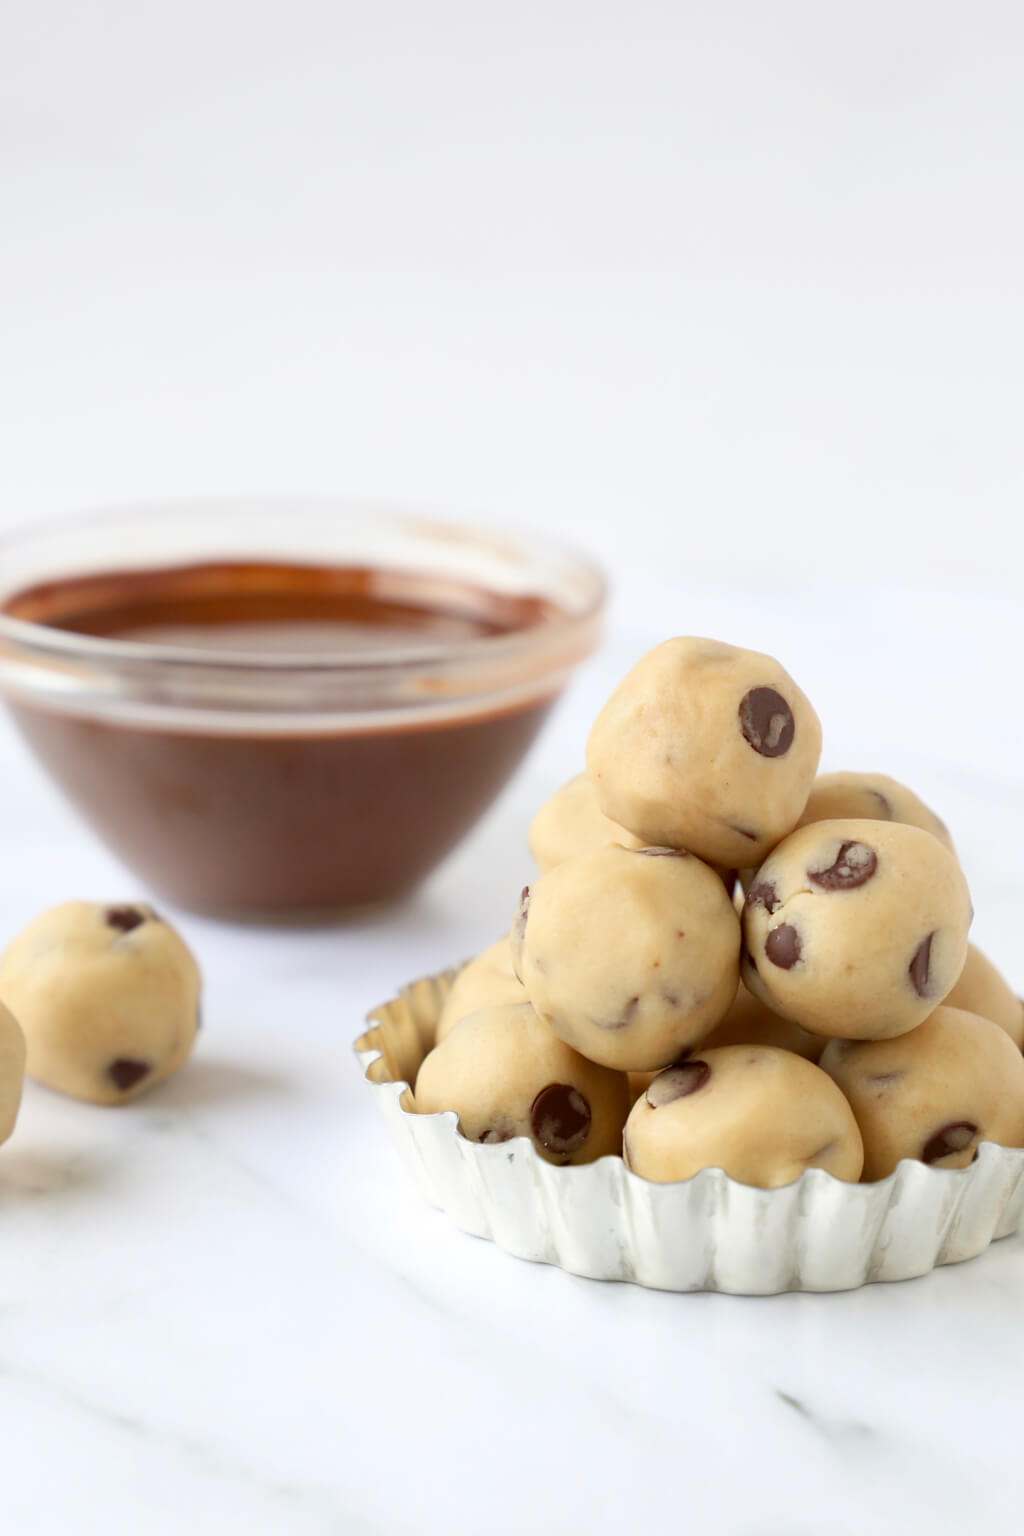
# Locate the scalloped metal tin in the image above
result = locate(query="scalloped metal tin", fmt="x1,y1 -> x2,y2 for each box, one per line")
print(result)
355,970 -> 1024,1294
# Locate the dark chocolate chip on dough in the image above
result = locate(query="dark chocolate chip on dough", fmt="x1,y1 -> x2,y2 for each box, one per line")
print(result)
106,906 -> 146,933
921,1121 -> 976,1164
808,841 -> 878,892
108,1057 -> 151,1091
739,688 -> 795,758
746,879 -> 780,914
646,1060 -> 711,1106
909,932 -> 935,997
530,1083 -> 591,1154
765,924 -> 802,970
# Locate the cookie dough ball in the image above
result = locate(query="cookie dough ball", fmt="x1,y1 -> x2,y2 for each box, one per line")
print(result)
796,771 -> 954,854
946,944 -> 1024,1050
414,1002 -> 630,1165
627,983 -> 821,1103
511,843 -> 741,1072
434,937 -> 526,1047
624,1047 -> 863,1188
0,903 -> 201,1104
742,819 -> 971,1040
587,637 -> 822,868
0,1002 -> 26,1146
700,981 -> 824,1061
820,1006 -> 1024,1181
528,773 -> 642,872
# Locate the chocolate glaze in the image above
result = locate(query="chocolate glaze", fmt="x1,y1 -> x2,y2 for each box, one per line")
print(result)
4,562 -> 562,916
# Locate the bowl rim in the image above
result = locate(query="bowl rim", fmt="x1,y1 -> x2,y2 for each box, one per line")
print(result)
0,498 -> 608,675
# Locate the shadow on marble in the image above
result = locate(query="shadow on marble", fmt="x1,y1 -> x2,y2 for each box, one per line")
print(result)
0,1145 -> 112,1203
154,1057 -> 297,1110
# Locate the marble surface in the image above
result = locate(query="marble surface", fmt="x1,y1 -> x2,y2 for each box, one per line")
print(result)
0,582 -> 1021,1535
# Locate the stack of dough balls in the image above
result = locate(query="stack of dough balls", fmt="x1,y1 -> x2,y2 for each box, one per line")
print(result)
0,902 -> 201,1135
415,635 -> 1024,1188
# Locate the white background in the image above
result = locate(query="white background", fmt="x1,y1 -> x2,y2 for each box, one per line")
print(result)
1,5 -> 1024,1534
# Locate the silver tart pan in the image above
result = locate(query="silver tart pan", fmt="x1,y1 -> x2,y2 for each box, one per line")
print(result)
354,969 -> 1024,1294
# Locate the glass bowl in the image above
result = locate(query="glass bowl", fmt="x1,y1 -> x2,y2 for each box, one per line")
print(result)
0,501 -> 605,920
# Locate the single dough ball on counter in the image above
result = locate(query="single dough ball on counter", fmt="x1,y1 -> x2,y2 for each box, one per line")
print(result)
742,819 -> 971,1040
945,944 -> 1023,1050
796,770 -> 954,854
820,1006 -> 1024,1181
414,1002 -> 630,1165
0,1001 -> 26,1146
624,1046 -> 864,1188
0,902 -> 201,1104
511,843 -> 740,1072
434,937 -> 526,1046
528,772 -> 642,872
586,637 -> 822,868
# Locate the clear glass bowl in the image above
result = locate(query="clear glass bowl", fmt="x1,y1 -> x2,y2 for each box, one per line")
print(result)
0,501 -> 605,919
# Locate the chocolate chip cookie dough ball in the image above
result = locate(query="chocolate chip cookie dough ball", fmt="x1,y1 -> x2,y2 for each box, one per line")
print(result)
945,944 -> 1024,1050
796,771 -> 954,854
626,985 -> 821,1103
624,1047 -> 863,1188
0,903 -> 201,1104
528,773 -> 642,872
586,637 -> 822,868
434,937 -> 526,1046
700,981 -> 824,1061
820,1006 -> 1024,1181
0,1002 -> 26,1146
414,1002 -> 630,1165
511,843 -> 740,1072
742,819 -> 971,1040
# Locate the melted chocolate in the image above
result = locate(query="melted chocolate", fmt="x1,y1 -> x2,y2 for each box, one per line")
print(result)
4,562 -> 562,915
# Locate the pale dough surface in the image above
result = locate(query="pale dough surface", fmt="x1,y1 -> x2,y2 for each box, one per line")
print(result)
0,1000 -> 26,1146
0,902 -> 201,1104
586,636 -> 822,867
528,772 -> 642,872
512,842 -> 740,1072
820,1006 -> 1024,1181
624,1045 -> 864,1188
796,770 -> 954,853
742,819 -> 971,1039
434,937 -> 526,1046
626,983 -> 822,1101
414,1002 -> 630,1166
945,943 -> 1023,1049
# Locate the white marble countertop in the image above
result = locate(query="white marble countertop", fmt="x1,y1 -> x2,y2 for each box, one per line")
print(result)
1,583 -> 1022,1536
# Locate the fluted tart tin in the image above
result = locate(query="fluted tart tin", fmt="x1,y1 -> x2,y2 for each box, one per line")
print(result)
354,969 -> 1024,1295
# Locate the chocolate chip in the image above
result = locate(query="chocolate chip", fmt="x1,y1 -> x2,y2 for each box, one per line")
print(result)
479,1126 -> 515,1144
730,824 -> 759,843
909,932 -> 935,997
636,846 -> 688,858
106,906 -> 146,933
514,886 -> 530,942
807,840 -> 878,892
108,1058 -> 151,1091
868,788 -> 894,819
921,1121 -> 977,1164
602,995 -> 640,1030
646,1060 -> 711,1107
765,924 -> 801,969
746,879 -> 780,914
739,687 -> 795,758
529,1083 -> 591,1155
